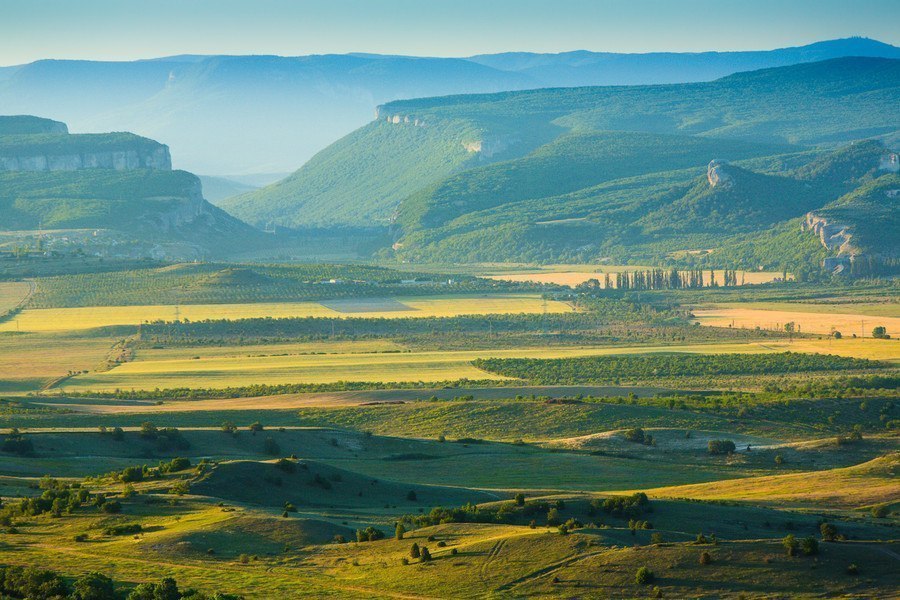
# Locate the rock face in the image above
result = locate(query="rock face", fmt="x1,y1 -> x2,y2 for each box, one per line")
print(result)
461,135 -> 517,159
878,152 -> 899,173
707,159 -> 733,188
803,212 -> 855,256
0,146 -> 171,172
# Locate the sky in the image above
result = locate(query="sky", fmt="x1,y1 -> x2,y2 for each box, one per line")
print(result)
1,0 -> 899,66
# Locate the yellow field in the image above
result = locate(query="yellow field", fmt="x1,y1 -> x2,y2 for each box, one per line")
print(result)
0,294 -> 573,333
0,332 -> 115,391
0,280 -> 32,314
694,306 -> 900,338
645,453 -> 899,509
485,267 -> 782,288
53,337 -> 899,393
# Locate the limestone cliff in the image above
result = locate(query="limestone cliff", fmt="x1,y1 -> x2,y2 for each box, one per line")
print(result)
707,159 -> 733,188
802,212 -> 855,256
0,118 -> 172,172
0,145 -> 171,172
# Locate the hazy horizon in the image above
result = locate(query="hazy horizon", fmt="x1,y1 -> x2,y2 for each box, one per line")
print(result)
2,0 -> 899,66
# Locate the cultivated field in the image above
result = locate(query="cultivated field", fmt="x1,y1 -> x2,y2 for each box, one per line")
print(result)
693,306 -> 900,337
0,280 -> 32,314
52,337 -> 900,393
0,331 -> 116,392
0,294 -> 573,332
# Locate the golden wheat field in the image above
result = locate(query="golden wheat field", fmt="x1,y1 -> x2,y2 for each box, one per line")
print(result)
0,294 -> 574,332
693,306 -> 900,338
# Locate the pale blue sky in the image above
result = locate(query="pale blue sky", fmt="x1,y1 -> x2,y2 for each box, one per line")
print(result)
1,0 -> 898,66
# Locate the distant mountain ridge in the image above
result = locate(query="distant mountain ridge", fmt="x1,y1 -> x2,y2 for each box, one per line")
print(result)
0,37 -> 896,176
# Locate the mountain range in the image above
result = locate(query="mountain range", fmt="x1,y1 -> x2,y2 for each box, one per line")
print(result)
222,56 -> 899,272
0,37 -> 897,177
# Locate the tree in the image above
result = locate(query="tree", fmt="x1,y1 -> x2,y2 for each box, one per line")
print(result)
410,543 -> 420,559
783,534 -> 798,557
699,551 -> 712,565
72,572 -> 116,600
820,522 -> 838,541
635,567 -> 654,585
420,547 -> 432,562
139,422 -> 158,440
249,422 -> 264,433
801,536 -> 819,555
406,490 -> 417,501
395,523 -> 406,540
514,492 -> 525,506
221,421 -> 238,435
872,326 -> 889,339
547,508 -> 561,526
707,439 -> 736,455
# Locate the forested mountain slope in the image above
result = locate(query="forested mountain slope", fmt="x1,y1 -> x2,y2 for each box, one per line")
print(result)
229,57 -> 900,248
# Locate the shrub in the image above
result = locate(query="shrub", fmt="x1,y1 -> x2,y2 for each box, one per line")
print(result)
162,457 -> 191,473
635,567 -> 654,585
514,493 -> 525,506
820,522 -> 838,541
650,532 -> 663,544
356,526 -> 384,542
103,523 -> 141,536
847,563 -> 859,575
249,422 -> 264,433
406,490 -> 417,501
410,543 -> 420,559
395,523 -> 405,540
783,534 -> 798,556
801,536 -> 819,555
699,551 -> 712,565
420,547 -> 432,562
707,440 -> 736,455
72,571 -> 115,600
120,466 -> 144,483
871,504 -> 889,518
100,500 -> 122,514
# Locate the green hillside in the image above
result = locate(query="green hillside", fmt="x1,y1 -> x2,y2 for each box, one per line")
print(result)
394,142 -> 892,267
227,57 -> 900,269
